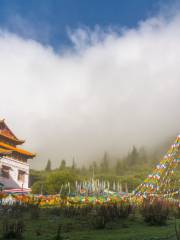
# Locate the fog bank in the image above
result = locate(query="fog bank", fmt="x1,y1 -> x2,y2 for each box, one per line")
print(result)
0,12 -> 180,169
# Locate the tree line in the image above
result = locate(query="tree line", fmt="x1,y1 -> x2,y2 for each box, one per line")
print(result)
30,146 -> 161,194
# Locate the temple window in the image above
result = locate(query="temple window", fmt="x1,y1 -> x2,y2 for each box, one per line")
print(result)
18,170 -> 26,182
1,165 -> 10,178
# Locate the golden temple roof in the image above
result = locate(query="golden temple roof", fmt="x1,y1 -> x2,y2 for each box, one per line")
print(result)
0,142 -> 36,158
0,119 -> 25,145
0,148 -> 12,155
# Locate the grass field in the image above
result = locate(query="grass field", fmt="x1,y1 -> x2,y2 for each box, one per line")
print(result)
0,207 -> 179,240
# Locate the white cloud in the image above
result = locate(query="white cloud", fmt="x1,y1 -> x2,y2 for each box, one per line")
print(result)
0,13 -> 180,169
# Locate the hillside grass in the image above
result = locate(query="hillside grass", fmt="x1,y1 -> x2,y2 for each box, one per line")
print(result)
0,209 -> 178,240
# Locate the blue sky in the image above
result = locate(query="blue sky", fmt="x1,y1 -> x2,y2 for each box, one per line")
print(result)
0,0 -> 174,49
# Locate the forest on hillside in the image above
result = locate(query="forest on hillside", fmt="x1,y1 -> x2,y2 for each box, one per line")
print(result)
30,140 -> 174,194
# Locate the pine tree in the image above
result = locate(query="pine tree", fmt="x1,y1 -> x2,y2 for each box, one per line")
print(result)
115,160 -> 124,175
100,152 -> 109,173
71,157 -> 76,170
92,161 -> 98,175
127,146 -> 139,166
59,159 -> 66,170
139,147 -> 148,164
45,159 -> 52,171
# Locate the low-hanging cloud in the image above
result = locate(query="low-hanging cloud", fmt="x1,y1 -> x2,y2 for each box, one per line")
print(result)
0,12 -> 180,169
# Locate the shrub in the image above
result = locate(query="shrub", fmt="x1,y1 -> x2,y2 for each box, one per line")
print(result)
54,225 -> 63,240
2,219 -> 25,239
88,207 -> 107,229
140,198 -> 170,225
29,204 -> 40,220
88,201 -> 132,229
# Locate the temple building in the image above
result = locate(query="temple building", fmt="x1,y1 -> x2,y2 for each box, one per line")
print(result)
0,119 -> 35,192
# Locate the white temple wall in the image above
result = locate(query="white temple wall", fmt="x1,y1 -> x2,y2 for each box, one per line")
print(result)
0,157 -> 29,189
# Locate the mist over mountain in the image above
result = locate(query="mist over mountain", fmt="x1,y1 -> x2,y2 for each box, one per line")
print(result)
0,9 -> 180,169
